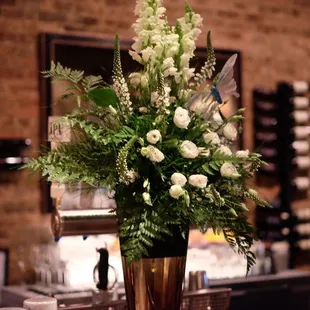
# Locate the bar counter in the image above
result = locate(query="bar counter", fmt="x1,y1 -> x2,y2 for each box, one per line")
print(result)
2,270 -> 310,310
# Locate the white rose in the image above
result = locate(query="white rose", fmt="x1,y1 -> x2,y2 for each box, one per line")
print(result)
203,132 -> 220,145
146,130 -> 161,144
169,185 -> 184,199
189,175 -> 208,188
171,173 -> 187,186
220,163 -> 241,178
218,145 -> 232,156
223,123 -> 237,141
180,141 -> 200,158
145,145 -> 164,162
129,72 -> 141,87
173,107 -> 191,129
212,112 -> 223,127
236,150 -> 249,158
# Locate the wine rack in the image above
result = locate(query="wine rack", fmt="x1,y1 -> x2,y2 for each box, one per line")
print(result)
253,81 -> 310,268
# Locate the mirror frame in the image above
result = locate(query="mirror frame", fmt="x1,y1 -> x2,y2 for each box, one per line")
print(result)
39,32 -> 243,213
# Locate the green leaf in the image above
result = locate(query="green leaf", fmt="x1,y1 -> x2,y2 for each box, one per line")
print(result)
88,88 -> 119,108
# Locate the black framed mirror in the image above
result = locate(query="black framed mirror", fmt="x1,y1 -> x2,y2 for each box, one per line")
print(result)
39,32 -> 243,213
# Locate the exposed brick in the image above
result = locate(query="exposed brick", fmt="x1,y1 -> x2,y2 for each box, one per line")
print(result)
0,0 -> 15,5
82,17 -> 98,25
39,11 -> 66,22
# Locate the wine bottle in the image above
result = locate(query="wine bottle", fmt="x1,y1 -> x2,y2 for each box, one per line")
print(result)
291,126 -> 310,140
292,177 -> 310,191
256,132 -> 277,144
292,156 -> 310,170
255,116 -> 277,128
291,96 -> 309,109
292,81 -> 309,95
292,141 -> 310,155
260,147 -> 278,159
291,110 -> 309,125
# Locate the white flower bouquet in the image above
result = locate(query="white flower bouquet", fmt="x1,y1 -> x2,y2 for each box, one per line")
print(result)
25,0 -> 270,272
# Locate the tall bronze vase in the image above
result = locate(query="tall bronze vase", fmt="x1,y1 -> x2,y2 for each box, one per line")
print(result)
121,227 -> 189,310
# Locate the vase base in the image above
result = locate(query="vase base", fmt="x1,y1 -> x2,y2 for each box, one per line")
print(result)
122,255 -> 187,310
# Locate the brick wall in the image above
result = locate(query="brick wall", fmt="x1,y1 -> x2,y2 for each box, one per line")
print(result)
0,0 -> 309,284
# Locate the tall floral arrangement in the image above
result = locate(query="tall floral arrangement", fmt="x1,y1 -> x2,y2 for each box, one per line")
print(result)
25,0 -> 270,272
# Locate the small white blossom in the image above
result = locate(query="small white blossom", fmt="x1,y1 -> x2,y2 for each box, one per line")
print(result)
169,185 -> 184,199
189,174 -> 208,188
248,188 -> 258,195
139,107 -> 148,113
171,173 -> 187,186
142,192 -> 152,205
180,53 -> 191,68
220,163 -> 240,178
218,145 -> 232,156
180,141 -> 200,158
173,107 -> 191,129
143,145 -> 164,162
203,132 -> 220,145
146,130 -> 161,144
223,123 -> 237,141
236,150 -> 249,158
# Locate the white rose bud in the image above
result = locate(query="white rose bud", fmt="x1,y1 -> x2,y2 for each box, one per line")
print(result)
145,145 -> 164,162
189,175 -> 208,188
248,188 -> 258,196
218,145 -> 232,156
236,150 -> 250,158
220,163 -> 241,178
212,112 -> 223,126
223,123 -> 237,141
140,74 -> 149,88
180,141 -> 200,159
146,130 -> 161,144
171,173 -> 187,186
173,107 -> 191,129
169,185 -> 184,199
198,147 -> 210,157
203,132 -> 220,145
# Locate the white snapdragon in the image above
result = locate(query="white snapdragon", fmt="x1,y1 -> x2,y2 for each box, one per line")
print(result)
146,130 -> 161,144
173,107 -> 191,129
128,50 -> 142,63
141,145 -> 164,162
180,53 -> 191,68
141,47 -> 157,63
223,123 -> 237,141
203,132 -> 220,145
189,174 -> 208,188
169,185 -> 184,199
236,150 -> 250,158
218,145 -> 232,156
220,163 -> 241,178
180,141 -> 200,158
171,173 -> 187,186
